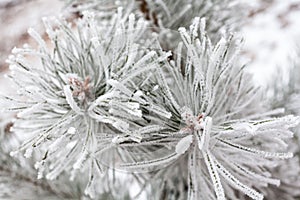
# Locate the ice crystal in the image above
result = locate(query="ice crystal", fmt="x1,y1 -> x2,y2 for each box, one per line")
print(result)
0,1 -> 299,199
108,18 -> 300,200
2,10 -> 162,198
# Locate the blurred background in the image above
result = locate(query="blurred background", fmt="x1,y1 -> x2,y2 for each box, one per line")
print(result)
1,0 -> 300,89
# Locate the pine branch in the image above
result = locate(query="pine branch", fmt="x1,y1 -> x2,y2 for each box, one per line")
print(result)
0,117 -> 81,199
1,0 -> 299,199
108,18 -> 300,200
65,0 -> 248,46
264,52 -> 300,200
2,9 -> 165,198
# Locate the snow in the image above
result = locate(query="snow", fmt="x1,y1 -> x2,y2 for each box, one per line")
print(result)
0,1 -> 300,199
241,0 -> 300,86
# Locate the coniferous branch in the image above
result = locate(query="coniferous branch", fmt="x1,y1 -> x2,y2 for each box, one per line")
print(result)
1,1 -> 299,200
263,55 -> 300,200
108,18 -> 300,200
2,9 -> 163,198
65,0 -> 247,46
0,116 -> 84,199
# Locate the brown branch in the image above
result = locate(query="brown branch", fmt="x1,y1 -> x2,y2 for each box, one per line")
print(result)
248,0 -> 274,18
136,0 -> 158,28
4,122 -> 14,135
277,3 -> 300,28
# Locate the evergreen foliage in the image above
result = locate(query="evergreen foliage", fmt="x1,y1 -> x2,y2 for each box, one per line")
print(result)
0,0 -> 299,199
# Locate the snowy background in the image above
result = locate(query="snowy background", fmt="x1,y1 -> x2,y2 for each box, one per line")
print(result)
1,0 -> 300,91
241,0 -> 300,86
